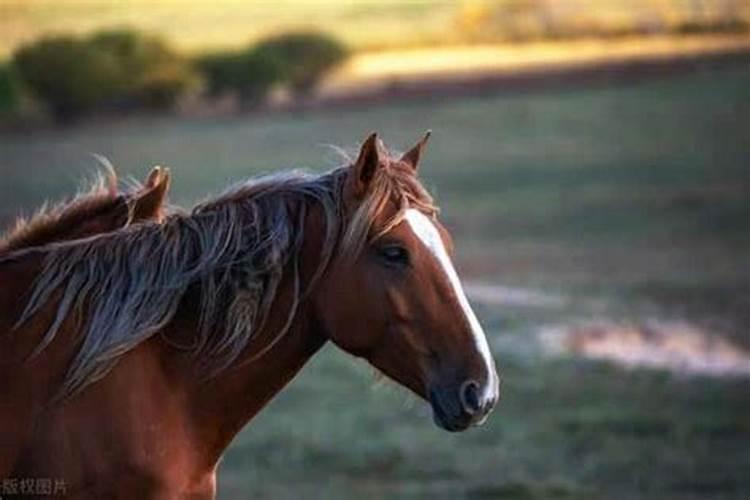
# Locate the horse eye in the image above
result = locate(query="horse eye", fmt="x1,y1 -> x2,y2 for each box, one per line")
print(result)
377,245 -> 409,266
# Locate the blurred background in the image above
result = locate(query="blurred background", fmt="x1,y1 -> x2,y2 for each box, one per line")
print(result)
1,1 -> 749,499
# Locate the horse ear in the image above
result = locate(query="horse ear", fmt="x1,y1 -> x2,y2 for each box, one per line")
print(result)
349,132 -> 382,199
144,165 -> 162,188
131,166 -> 170,222
399,130 -> 431,171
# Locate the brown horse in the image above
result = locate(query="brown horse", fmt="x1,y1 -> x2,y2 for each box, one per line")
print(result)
0,133 -> 498,498
0,165 -> 171,253
0,165 -> 171,478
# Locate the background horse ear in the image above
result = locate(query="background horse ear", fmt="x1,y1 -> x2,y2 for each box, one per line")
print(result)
144,165 -> 164,188
131,166 -> 170,222
399,130 -> 431,171
348,132 -> 382,199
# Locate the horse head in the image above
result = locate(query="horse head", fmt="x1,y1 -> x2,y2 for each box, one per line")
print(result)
315,132 -> 499,431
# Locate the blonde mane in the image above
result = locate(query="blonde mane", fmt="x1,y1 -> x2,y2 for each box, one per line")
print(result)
16,147 -> 437,398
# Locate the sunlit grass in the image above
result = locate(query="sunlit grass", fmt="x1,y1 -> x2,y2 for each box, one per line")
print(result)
322,34 -> 750,92
0,0 -> 454,59
2,0 -> 749,60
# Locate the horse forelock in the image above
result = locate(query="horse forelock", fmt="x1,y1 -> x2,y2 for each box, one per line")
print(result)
340,146 -> 438,259
18,153 -> 437,399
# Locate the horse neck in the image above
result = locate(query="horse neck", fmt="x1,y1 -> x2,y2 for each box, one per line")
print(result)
0,251 -> 45,335
186,304 -> 326,467
179,200 -> 334,468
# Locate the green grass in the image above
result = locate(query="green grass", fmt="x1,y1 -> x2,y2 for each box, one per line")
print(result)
1,67 -> 749,498
217,347 -> 750,499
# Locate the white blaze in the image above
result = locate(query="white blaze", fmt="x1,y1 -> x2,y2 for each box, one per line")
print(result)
404,209 -> 498,402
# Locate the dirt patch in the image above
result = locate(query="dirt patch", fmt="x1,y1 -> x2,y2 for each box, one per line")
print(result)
540,320 -> 750,377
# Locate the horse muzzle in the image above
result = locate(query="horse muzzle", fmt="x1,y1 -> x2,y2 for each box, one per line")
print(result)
428,376 -> 498,432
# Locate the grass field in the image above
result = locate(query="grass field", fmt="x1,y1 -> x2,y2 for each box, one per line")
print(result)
2,0 -> 455,58
2,0 -> 749,59
324,35 -> 750,91
1,66 -> 749,498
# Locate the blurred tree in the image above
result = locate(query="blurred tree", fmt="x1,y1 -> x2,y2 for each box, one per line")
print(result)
12,31 -> 198,121
253,31 -> 349,97
89,30 -> 199,110
0,63 -> 21,119
197,49 -> 281,107
13,36 -> 122,121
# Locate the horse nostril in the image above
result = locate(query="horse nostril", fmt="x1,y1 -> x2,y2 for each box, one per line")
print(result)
459,380 -> 482,415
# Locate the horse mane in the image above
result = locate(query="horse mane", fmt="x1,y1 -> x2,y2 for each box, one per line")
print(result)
0,169 -> 122,254
17,145 -> 437,398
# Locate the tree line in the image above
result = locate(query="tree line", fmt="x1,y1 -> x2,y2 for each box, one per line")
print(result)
0,29 -> 349,124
